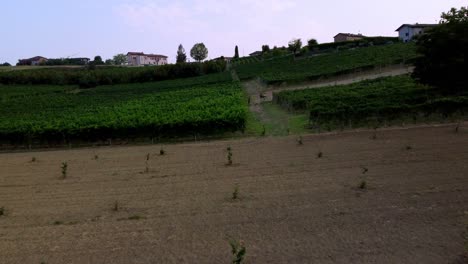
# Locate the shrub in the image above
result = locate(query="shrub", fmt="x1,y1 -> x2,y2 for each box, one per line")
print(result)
229,239 -> 246,264
61,162 -> 68,179
232,185 -> 239,200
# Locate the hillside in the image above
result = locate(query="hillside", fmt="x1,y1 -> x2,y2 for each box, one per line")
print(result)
234,43 -> 419,84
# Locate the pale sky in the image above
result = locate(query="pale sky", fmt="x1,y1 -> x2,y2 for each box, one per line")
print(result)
0,0 -> 465,64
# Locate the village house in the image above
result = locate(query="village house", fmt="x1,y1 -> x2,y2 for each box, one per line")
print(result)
126,52 -> 168,66
395,24 -> 437,42
17,56 -> 48,66
334,33 -> 365,43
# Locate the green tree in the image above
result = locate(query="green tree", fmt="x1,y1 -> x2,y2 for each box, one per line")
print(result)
105,59 -> 114,65
234,45 -> 239,59
307,38 -> 318,47
190,43 -> 208,62
93,56 -> 104,65
1,62 -> 11,67
262,45 -> 270,53
288,38 -> 302,55
176,44 -> 187,63
412,6 -> 468,94
113,54 -> 127,65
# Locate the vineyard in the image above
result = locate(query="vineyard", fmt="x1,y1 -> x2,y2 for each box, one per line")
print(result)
0,60 -> 227,87
274,75 -> 468,128
234,43 -> 419,83
0,73 -> 247,145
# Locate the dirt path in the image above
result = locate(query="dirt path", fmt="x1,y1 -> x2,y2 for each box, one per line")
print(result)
0,124 -> 467,263
261,65 -> 414,102
241,65 -> 414,135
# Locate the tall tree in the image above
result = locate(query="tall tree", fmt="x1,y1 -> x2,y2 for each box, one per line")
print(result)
93,56 -> 104,65
307,38 -> 318,47
190,43 -> 208,62
176,44 -> 187,63
262,45 -> 270,53
288,38 -> 302,55
113,54 -> 127,65
234,45 -> 239,59
412,6 -> 468,94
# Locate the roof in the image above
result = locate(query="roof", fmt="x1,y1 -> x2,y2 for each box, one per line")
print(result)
20,56 -> 47,61
127,52 -> 168,58
249,51 -> 263,56
395,24 -> 437,31
334,33 -> 365,38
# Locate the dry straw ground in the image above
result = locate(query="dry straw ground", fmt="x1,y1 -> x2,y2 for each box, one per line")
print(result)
0,124 -> 467,263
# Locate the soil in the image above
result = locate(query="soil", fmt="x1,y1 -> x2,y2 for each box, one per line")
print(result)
0,124 -> 467,263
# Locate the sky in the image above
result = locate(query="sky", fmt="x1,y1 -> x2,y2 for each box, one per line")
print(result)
0,0 -> 466,64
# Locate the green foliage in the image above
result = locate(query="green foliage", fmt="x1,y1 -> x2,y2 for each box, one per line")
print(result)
441,6 -> 468,23
0,61 -> 227,86
288,38 -> 302,54
93,56 -> 104,65
310,37 -> 399,53
229,239 -> 246,264
61,162 -> 68,179
275,76 -> 468,127
412,6 -> 468,94
78,73 -> 98,89
190,43 -> 208,62
262,45 -> 270,53
234,43 -> 418,83
307,38 -> 318,47
113,54 -> 127,65
1,62 -> 11,67
0,74 -> 247,144
176,44 -> 187,64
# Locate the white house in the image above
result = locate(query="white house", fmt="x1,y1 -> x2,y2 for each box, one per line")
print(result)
396,24 -> 437,42
126,52 -> 168,66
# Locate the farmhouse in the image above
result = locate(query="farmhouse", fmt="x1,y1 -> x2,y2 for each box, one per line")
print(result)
396,24 -> 437,42
334,33 -> 365,43
127,52 -> 168,66
17,56 -> 48,66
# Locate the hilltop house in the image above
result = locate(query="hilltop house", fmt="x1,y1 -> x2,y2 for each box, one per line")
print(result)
17,56 -> 48,66
126,52 -> 168,66
334,33 -> 365,43
396,24 -> 437,42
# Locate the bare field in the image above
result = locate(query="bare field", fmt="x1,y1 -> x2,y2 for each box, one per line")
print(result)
0,124 -> 467,263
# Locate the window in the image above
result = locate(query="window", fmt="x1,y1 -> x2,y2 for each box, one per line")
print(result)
405,33 -> 409,37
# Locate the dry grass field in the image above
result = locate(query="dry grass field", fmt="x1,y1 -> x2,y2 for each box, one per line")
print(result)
0,124 -> 467,263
